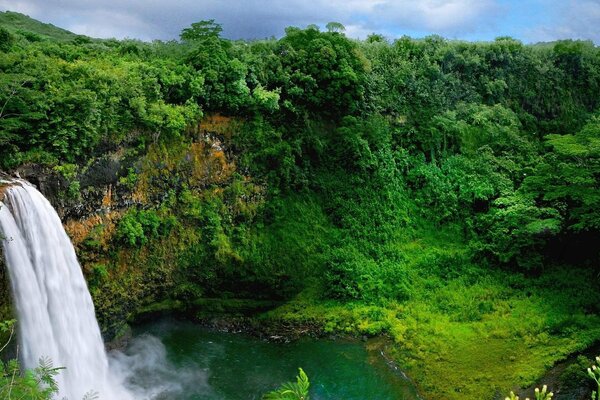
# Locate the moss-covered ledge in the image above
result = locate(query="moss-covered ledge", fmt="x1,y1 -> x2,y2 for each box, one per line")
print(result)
120,297 -> 283,337
131,297 -> 281,322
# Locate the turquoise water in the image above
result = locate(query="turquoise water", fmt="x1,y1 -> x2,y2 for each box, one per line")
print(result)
122,318 -> 419,400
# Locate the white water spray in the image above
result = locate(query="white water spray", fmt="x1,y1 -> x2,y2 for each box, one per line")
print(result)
0,181 -> 133,399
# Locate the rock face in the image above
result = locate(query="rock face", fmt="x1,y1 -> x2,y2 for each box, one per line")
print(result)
0,114 -> 251,339
1,114 -> 239,222
13,164 -> 116,221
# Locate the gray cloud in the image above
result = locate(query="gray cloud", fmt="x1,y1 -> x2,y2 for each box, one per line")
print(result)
0,0 -> 504,41
1,0 -> 598,43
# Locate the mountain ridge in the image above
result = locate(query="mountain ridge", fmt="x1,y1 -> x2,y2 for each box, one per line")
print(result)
0,10 -> 86,42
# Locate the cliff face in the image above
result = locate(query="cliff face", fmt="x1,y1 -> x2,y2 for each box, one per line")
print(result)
0,115 -> 264,339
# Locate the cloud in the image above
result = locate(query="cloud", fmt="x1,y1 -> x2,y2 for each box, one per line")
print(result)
1,0 -> 596,44
0,0 -> 39,16
525,0 -> 600,43
67,9 -> 154,40
0,0 -> 504,41
371,0 -> 501,33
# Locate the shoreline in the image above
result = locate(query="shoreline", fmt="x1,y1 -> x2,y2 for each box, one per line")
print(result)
116,307 -> 424,399
116,298 -> 599,400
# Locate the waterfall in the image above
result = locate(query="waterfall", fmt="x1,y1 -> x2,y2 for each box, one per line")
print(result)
0,181 -> 133,400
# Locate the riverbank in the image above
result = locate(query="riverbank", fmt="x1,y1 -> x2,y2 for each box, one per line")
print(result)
123,268 -> 600,400
123,307 -> 424,399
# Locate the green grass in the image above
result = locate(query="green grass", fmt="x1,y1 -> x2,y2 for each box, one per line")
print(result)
260,226 -> 600,400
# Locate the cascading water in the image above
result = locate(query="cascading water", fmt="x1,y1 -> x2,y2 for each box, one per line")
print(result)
0,181 -> 133,399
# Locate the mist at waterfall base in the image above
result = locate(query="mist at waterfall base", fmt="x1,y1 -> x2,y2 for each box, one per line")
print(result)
0,182 -> 418,399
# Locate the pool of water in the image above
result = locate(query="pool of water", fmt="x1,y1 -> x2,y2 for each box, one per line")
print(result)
113,318 -> 419,400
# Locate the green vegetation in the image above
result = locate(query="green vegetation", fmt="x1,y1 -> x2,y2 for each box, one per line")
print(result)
263,368 -> 310,400
0,11 -> 83,42
588,357 -> 600,400
506,385 -> 553,400
0,320 -> 61,400
2,11 -> 600,399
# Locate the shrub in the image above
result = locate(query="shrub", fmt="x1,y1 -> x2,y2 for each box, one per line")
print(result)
115,209 -> 173,247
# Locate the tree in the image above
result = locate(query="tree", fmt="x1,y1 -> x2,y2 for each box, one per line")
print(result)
180,19 -> 223,42
473,194 -> 561,270
273,26 -> 368,117
0,26 -> 14,52
523,115 -> 600,232
366,33 -> 385,43
142,100 -> 201,143
325,22 -> 345,33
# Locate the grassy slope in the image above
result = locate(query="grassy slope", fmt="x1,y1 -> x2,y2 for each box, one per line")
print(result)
257,198 -> 600,399
0,11 -> 81,42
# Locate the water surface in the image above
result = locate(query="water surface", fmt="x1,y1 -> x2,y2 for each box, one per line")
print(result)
119,318 -> 419,400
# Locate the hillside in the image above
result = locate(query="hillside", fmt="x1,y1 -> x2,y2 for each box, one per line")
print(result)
0,11 -> 83,42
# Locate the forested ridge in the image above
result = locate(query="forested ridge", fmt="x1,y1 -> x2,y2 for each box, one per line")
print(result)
2,10 -> 600,399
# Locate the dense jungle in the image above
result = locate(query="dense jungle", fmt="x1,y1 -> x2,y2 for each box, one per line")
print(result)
1,10 -> 600,400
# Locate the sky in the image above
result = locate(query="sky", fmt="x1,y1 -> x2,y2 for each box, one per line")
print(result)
0,0 -> 599,44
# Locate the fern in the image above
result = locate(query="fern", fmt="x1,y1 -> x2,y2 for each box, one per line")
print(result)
82,390 -> 100,400
0,319 -> 16,333
0,356 -> 60,400
263,368 -> 310,400
35,356 -> 64,393
1,319 -> 98,400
